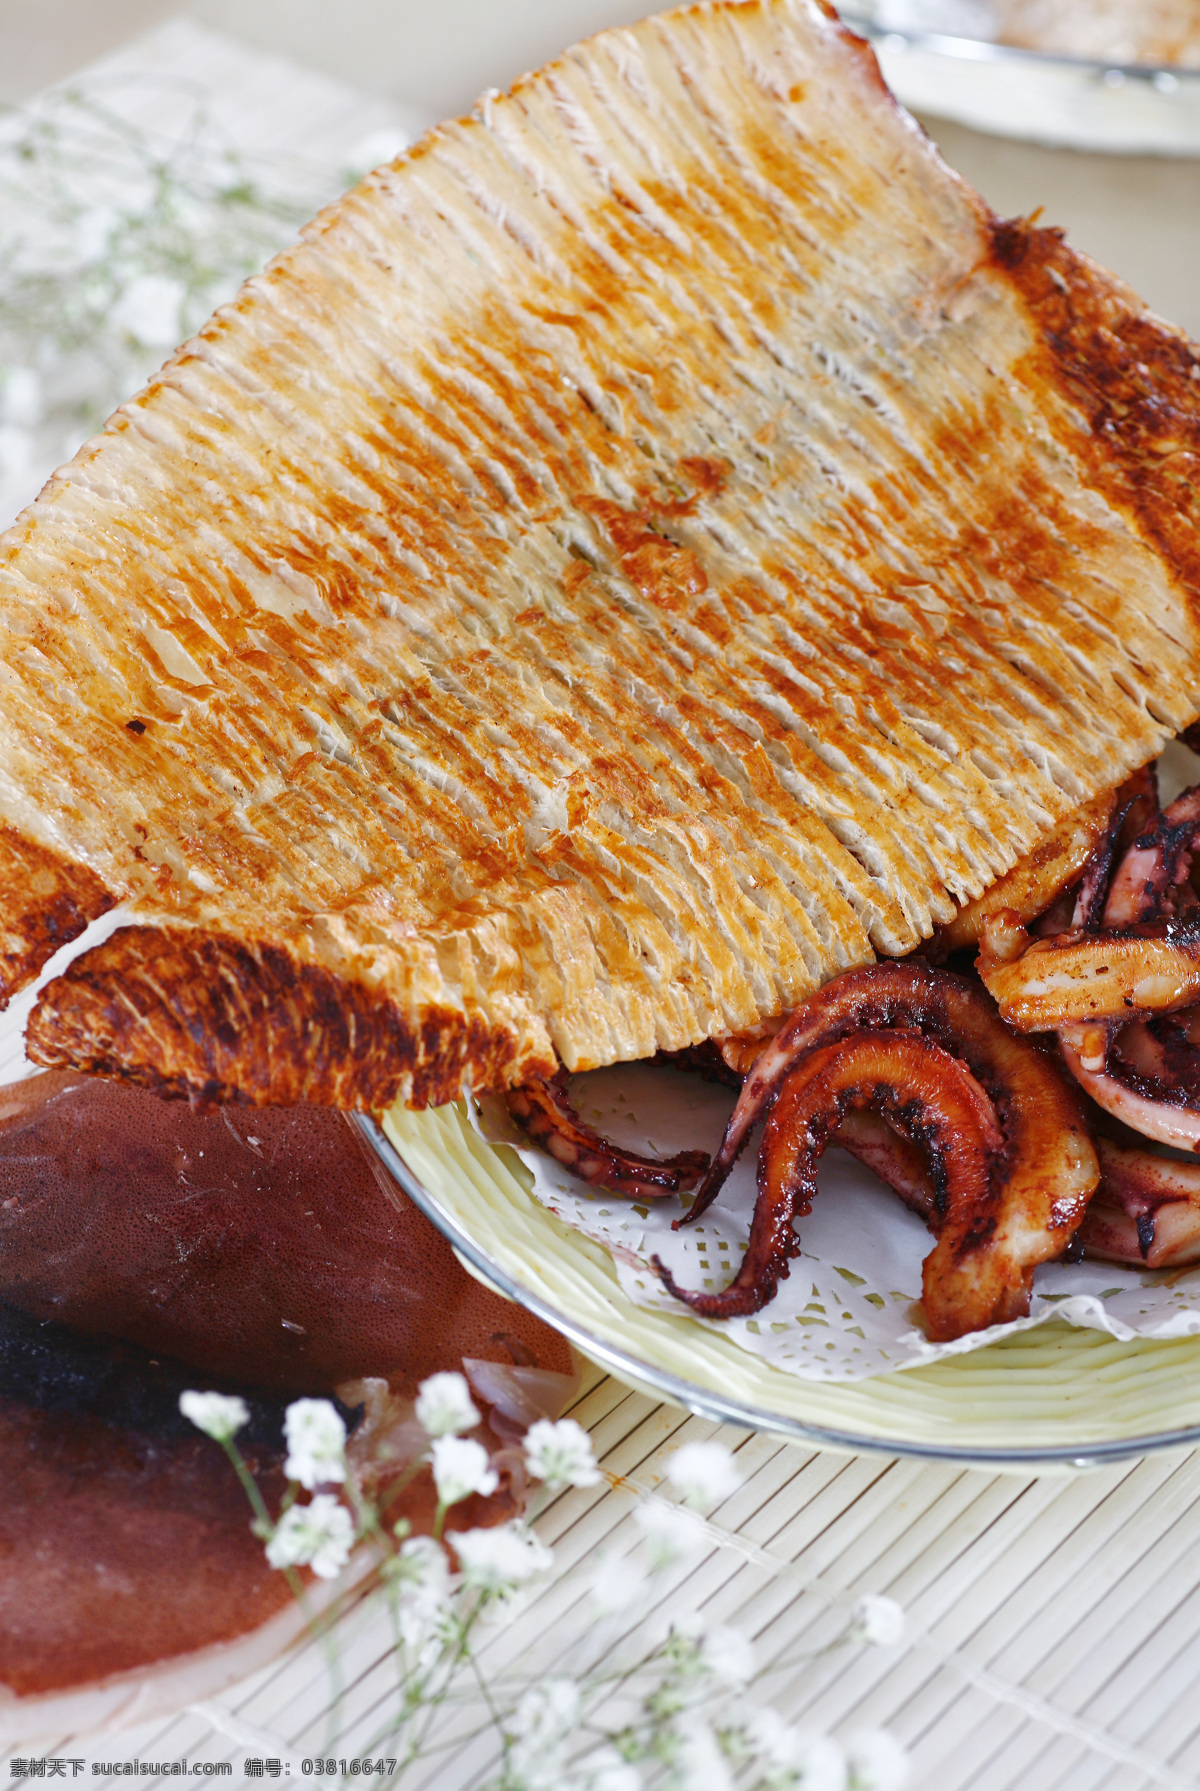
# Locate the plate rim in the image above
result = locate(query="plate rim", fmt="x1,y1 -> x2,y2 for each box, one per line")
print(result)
355,1113 -> 1200,1470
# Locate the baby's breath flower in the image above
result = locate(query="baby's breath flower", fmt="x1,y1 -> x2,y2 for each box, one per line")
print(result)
671,1714 -> 736,1791
454,1521 -> 552,1594
587,1548 -> 649,1615
845,1730 -> 910,1791
667,1439 -> 741,1510
524,1417 -> 602,1490
283,1398 -> 347,1489
739,1708 -> 800,1778
699,1625 -> 756,1686
179,1389 -> 249,1443
849,1594 -> 905,1648
508,1676 -> 580,1748
633,1499 -> 707,1569
745,1719 -> 847,1791
415,1370 -> 480,1438
392,1537 -> 454,1661
392,1534 -> 451,1611
432,1434 -> 499,1506
265,1494 -> 355,1580
573,1749 -> 642,1791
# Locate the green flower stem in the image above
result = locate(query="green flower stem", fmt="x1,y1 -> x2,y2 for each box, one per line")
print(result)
219,1436 -> 345,1756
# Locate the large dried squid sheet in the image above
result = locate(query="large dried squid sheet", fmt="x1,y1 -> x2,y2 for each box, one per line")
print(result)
0,0 -> 1196,1086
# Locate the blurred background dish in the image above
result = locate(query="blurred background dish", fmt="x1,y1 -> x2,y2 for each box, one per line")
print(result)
844,0 -> 1200,154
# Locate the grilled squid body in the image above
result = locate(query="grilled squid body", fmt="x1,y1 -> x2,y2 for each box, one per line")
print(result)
980,920 -> 1200,1033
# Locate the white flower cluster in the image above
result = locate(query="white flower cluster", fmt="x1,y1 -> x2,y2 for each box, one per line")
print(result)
178,1379 -> 910,1788
178,1389 -> 248,1443
736,1714 -> 910,1791
455,1522 -> 553,1594
415,1370 -> 480,1437
390,1534 -> 454,1665
506,1677 -> 581,1786
432,1434 -> 499,1506
524,1416 -> 602,1491
283,1398 -> 347,1489
265,1495 -> 355,1581
179,1392 -> 353,1578
667,1437 -> 743,1510
850,1594 -> 906,1649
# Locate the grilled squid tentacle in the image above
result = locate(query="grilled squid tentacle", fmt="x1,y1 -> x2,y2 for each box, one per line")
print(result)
1072,767 -> 1158,930
505,1070 -> 709,1199
688,959 -> 1092,1225
1079,1138 -> 1200,1268
1102,782 -> 1200,928
655,1030 -> 1014,1336
659,997 -> 1097,1337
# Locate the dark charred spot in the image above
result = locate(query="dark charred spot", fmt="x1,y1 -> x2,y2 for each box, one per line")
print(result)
125,719 -> 147,735
955,1214 -> 998,1255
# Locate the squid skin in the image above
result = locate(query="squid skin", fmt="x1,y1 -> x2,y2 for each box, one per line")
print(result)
836,1110 -> 936,1220
1059,1019 -> 1200,1152
1102,782 -> 1200,927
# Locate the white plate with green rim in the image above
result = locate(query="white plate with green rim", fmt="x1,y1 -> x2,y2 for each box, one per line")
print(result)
355,1103 -> 1200,1473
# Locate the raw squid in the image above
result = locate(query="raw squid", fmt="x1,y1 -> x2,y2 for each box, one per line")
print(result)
0,1071 -> 573,1718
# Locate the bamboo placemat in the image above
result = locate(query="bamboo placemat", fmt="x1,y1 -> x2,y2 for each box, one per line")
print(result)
14,1360 -> 1200,1788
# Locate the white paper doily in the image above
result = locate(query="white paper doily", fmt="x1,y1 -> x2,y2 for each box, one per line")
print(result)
475,1061 -> 1200,1383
